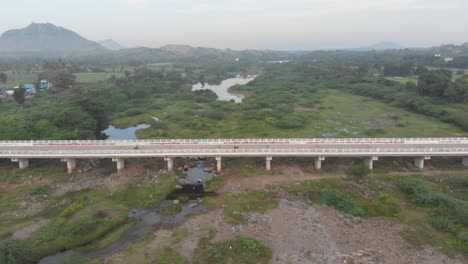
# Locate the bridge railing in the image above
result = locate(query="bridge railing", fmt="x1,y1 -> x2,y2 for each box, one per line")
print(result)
1,137 -> 468,146
1,147 -> 468,155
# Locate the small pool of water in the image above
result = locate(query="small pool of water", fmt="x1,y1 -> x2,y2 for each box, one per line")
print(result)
38,160 -> 217,263
102,124 -> 150,140
192,75 -> 257,103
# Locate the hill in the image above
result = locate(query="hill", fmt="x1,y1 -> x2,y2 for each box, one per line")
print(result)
0,23 -> 103,55
355,41 -> 402,51
98,39 -> 125,50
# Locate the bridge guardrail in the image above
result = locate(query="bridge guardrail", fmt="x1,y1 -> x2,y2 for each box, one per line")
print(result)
1,137 -> 468,146
1,147 -> 468,155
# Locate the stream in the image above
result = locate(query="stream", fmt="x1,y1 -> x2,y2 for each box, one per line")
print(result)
38,160 -> 217,263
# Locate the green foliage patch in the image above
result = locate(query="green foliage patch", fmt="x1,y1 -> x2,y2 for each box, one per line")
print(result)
194,237 -> 272,264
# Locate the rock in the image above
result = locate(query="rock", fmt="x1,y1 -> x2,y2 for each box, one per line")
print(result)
173,200 -> 180,205
352,217 -> 362,224
231,224 -> 243,232
175,185 -> 183,189
232,211 -> 241,215
197,198 -> 203,203
188,203 -> 198,208
204,166 -> 215,172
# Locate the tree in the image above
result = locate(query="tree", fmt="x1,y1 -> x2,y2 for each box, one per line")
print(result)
13,87 -> 26,105
417,69 -> 452,97
39,60 -> 75,89
0,72 -> 7,84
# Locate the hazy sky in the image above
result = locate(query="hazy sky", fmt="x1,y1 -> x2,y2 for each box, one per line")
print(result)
1,0 -> 468,50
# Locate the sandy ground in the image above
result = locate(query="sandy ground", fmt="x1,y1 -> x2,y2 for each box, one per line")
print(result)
150,199 -> 465,264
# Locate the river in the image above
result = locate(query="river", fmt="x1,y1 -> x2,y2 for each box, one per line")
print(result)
102,124 -> 150,140
192,75 -> 257,103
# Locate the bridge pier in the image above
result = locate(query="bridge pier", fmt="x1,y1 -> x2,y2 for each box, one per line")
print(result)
266,156 -> 273,171
414,156 -> 431,169
164,157 -> 174,172
364,156 -> 379,170
463,157 -> 468,167
112,158 -> 125,172
61,158 -> 76,174
315,156 -> 325,170
216,156 -> 222,171
12,158 -> 29,169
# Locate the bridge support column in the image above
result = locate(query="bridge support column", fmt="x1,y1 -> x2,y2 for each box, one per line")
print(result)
12,158 -> 29,169
61,158 -> 76,174
315,156 -> 325,170
164,157 -> 174,172
266,156 -> 273,171
463,157 -> 468,167
414,156 -> 430,169
112,158 -> 125,172
364,156 -> 379,170
216,156 -> 222,172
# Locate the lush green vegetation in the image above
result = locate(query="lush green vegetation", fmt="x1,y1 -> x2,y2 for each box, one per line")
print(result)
400,177 -> 468,252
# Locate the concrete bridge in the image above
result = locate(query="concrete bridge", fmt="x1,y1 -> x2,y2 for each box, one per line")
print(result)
1,138 -> 468,173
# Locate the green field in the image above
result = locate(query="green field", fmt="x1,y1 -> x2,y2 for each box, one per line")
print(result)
3,72 -> 37,88
124,88 -> 466,139
74,72 -> 126,83
386,76 -> 418,84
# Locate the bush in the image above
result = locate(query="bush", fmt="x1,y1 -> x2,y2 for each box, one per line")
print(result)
0,239 -> 32,264
124,108 -> 144,116
275,115 -> 306,129
345,162 -> 370,180
321,189 -> 366,217
29,185 -> 50,196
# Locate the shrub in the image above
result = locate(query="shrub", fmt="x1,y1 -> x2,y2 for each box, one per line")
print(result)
29,185 -> 50,196
321,189 -> 366,217
0,239 -> 32,264
345,162 -> 370,180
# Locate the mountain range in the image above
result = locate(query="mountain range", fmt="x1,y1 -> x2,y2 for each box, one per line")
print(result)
0,23 -> 103,55
0,23 -> 467,61
98,39 -> 125,50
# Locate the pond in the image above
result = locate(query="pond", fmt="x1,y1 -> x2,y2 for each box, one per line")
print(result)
192,75 -> 257,103
102,124 -> 150,140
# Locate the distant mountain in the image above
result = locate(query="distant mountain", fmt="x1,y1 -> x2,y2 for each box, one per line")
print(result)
0,23 -> 103,55
98,39 -> 125,50
431,43 -> 468,56
64,44 -> 291,63
355,42 -> 402,51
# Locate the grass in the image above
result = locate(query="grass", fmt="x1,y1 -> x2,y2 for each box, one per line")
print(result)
111,173 -> 177,208
193,237 -> 272,264
135,88 -> 465,139
222,191 -> 278,224
282,179 -> 402,218
160,203 -> 183,216
399,177 -> 468,252
152,247 -> 190,264
78,221 -> 135,252
74,72 -> 125,83
386,76 -> 418,84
